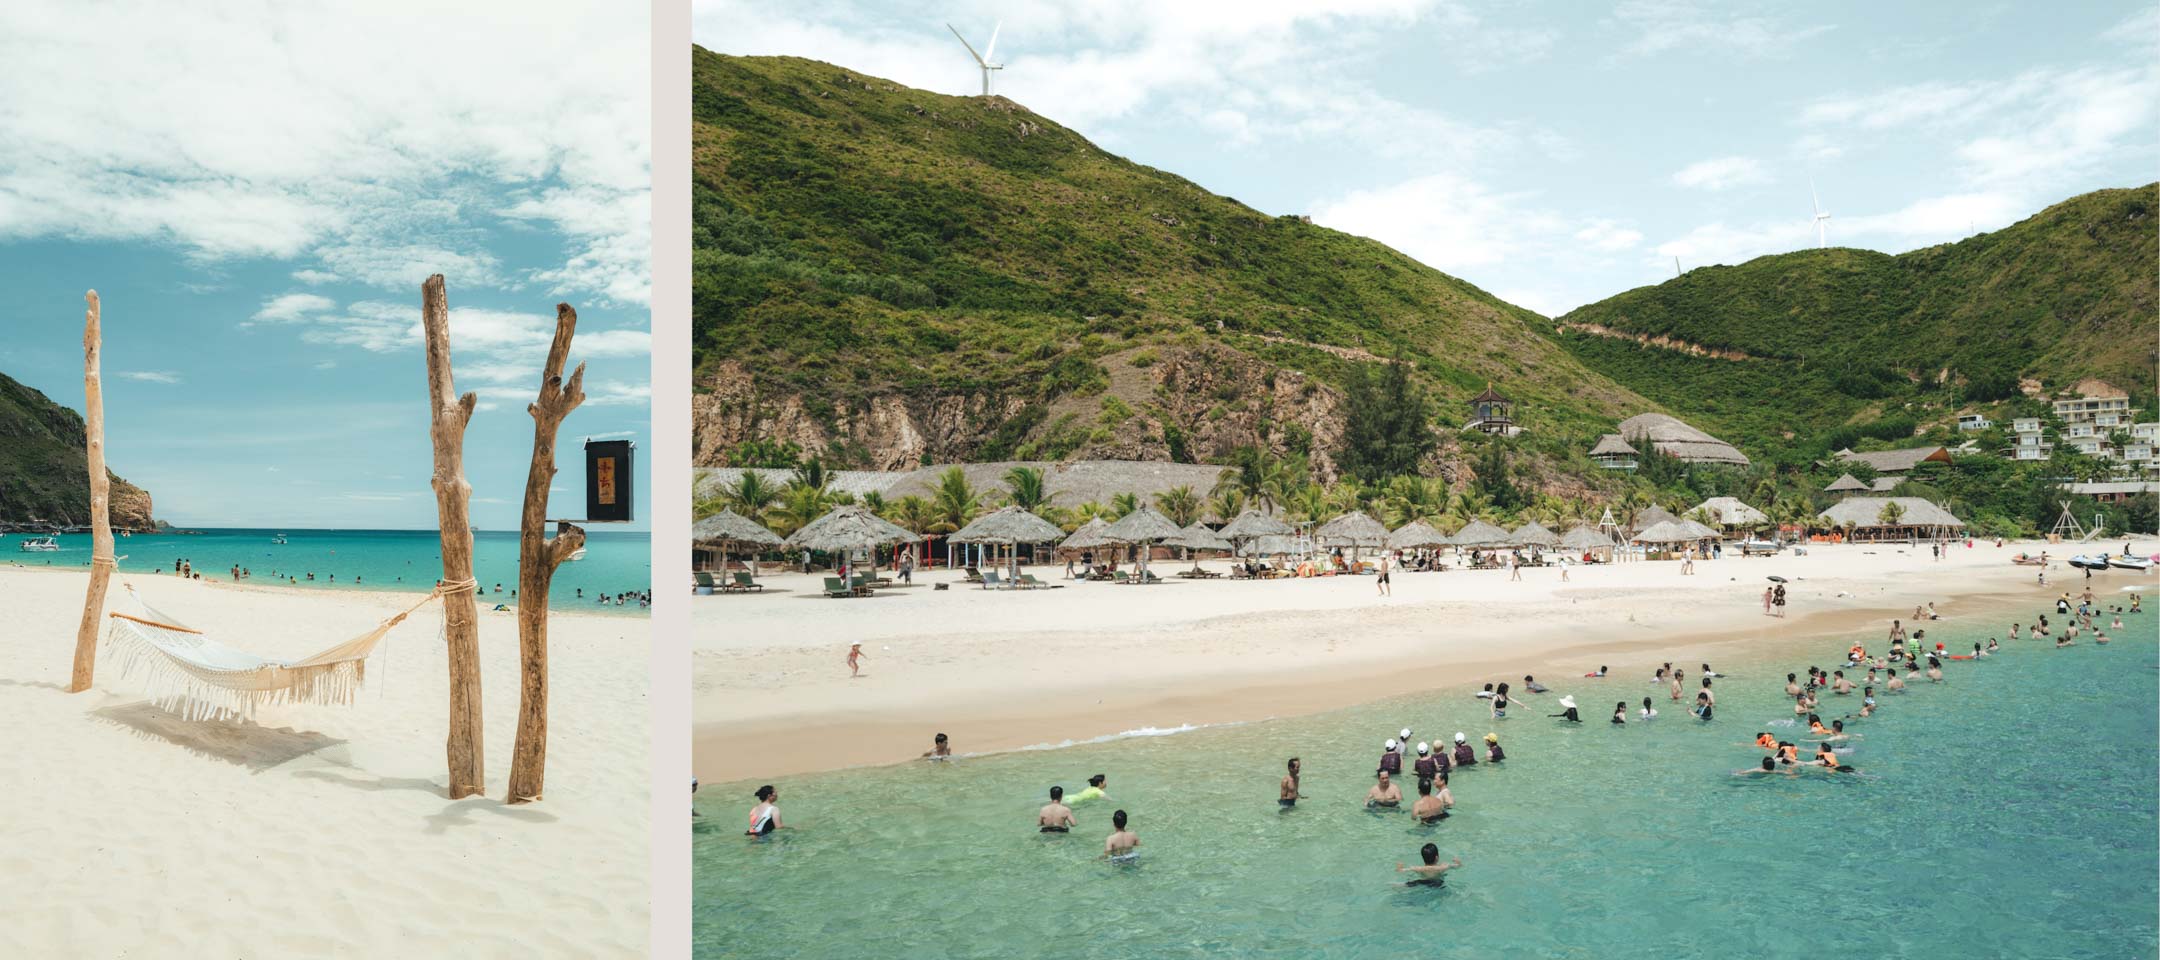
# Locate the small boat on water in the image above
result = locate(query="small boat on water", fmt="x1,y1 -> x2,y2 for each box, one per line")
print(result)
2110,555 -> 2154,571
271,533 -> 289,544
2068,554 -> 2111,571
19,536 -> 59,552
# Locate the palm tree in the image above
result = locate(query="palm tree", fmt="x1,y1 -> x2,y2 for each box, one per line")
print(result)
1069,500 -> 1109,528
1208,487 -> 1246,523
1155,485 -> 1202,527
768,484 -> 829,537
1109,492 -> 1140,519
860,490 -> 887,516
889,495 -> 935,535
929,467 -> 983,534
1003,465 -> 1055,514
789,458 -> 829,496
719,471 -> 782,520
1214,448 -> 1270,512
1877,500 -> 1906,528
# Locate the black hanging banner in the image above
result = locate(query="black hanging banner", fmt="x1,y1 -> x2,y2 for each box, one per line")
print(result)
584,439 -> 635,523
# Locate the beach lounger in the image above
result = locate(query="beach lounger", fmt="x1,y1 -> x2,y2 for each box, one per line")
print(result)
963,565 -> 984,583
849,574 -> 874,595
981,571 -> 1004,590
1110,571 -> 1132,584
1140,570 -> 1162,584
1021,573 -> 1061,589
731,571 -> 763,593
822,576 -> 857,598
693,571 -> 718,595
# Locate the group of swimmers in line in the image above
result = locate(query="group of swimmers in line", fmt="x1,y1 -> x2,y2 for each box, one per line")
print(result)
1543,662 -> 1722,722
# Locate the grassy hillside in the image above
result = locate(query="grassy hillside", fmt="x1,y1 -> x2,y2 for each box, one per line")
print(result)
0,372 -> 153,528
1557,185 -> 2158,454
692,51 -> 1656,470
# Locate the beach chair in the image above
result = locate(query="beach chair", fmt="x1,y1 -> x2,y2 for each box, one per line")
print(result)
731,571 -> 763,593
849,574 -> 873,595
1140,569 -> 1163,584
693,571 -> 718,595
822,576 -> 857,598
981,570 -> 1004,590
963,565 -> 984,583
1110,571 -> 1132,585
1021,573 -> 1060,589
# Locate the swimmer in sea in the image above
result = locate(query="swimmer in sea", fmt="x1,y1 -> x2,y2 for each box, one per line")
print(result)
1103,810 -> 1140,861
1611,701 -> 1628,724
1477,683 -> 1495,699
1070,774 -> 1109,804
1280,758 -> 1304,807
1366,770 -> 1403,808
1700,663 -> 1721,678
1551,696 -> 1582,722
1451,733 -> 1477,768
1432,773 -> 1456,813
1640,697 -> 1657,720
1886,669 -> 1905,693
922,733 -> 953,760
1397,845 -> 1461,886
1776,742 -> 1801,765
1411,777 -> 1448,823
1490,684 -> 1512,719
1523,675 -> 1548,693
1808,719 -> 1854,743
1039,786 -> 1076,832
1692,690 -> 1714,720
1832,671 -> 1854,695
1587,666 -> 1607,678
1378,739 -> 1404,778
1483,733 -> 1504,762
746,785 -> 784,837
1670,669 -> 1685,702
1793,694 -> 1811,717
1785,673 -> 1802,697
1413,742 -> 1439,783
1926,656 -> 1943,682
1858,687 -> 1876,717
2096,630 -> 2110,645
1736,756 -> 1792,777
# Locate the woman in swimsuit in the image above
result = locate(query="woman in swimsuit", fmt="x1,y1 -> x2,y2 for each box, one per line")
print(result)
746,785 -> 783,837
1491,683 -> 1512,719
1640,697 -> 1657,720
1611,702 -> 1627,724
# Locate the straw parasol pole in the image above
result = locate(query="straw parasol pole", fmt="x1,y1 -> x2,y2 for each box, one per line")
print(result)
1218,509 -> 1291,565
507,302 -> 588,805
693,508 -> 783,574
67,291 -> 112,693
1163,520 -> 1233,574
949,505 -> 1067,582
421,275 -> 486,799
1102,505 -> 1182,581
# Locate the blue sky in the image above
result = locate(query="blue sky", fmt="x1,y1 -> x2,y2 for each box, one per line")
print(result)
0,2 -> 650,530
698,0 -> 2158,316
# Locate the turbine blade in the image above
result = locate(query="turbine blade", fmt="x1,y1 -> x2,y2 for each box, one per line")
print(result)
947,23 -> 986,65
1810,179 -> 1822,217
985,21 -> 1001,62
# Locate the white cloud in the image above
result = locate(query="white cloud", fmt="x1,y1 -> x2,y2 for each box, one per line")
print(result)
291,269 -> 338,285
249,293 -> 336,325
1672,156 -> 1769,192
1574,220 -> 1644,252
116,370 -> 181,384
1651,190 -> 2026,268
1609,0 -> 1833,58
0,1 -> 649,305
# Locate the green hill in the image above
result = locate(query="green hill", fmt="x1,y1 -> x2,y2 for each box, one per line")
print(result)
691,51 -> 1656,478
0,372 -> 154,529
1556,185 -> 2158,458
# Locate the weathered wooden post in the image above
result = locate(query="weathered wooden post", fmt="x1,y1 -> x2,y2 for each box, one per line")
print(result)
421,275 -> 486,800
67,291 -> 114,693
507,304 -> 586,803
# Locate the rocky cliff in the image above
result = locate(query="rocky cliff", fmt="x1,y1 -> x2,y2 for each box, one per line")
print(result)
0,372 -> 155,529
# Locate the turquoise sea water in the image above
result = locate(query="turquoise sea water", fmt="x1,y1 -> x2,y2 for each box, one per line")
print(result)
693,605 -> 2160,958
3,528 -> 651,612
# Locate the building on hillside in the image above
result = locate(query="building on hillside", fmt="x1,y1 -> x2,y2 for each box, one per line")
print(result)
2011,417 -> 2052,461
1824,473 -> 1869,496
1956,413 -> 1992,431
2053,393 -> 2134,425
1587,434 -> 1639,470
2063,481 -> 2160,503
1615,413 -> 1750,466
1870,476 -> 1906,492
1465,384 -> 1518,436
1816,497 -> 1967,543
1827,445 -> 1952,475
1691,496 -> 1768,531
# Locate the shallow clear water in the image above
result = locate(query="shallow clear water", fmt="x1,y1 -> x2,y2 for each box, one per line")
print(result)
4,528 -> 651,612
693,610 -> 2159,958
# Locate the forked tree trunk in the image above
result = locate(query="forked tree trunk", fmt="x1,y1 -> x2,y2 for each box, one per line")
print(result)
421,275 -> 486,800
507,304 -> 586,804
67,292 -> 113,693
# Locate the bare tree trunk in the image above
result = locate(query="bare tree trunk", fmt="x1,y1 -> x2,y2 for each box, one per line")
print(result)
68,292 -> 113,693
421,275 -> 486,800
507,304 -> 586,804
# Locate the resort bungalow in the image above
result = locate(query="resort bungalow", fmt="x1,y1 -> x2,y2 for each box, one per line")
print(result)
1690,496 -> 1768,533
1465,384 -> 1520,436
2062,481 -> 2160,504
1616,413 -> 1750,466
1588,433 -> 1639,470
1823,473 -> 1869,497
1956,413 -> 1992,431
1828,445 -> 1952,476
1815,497 -> 1967,543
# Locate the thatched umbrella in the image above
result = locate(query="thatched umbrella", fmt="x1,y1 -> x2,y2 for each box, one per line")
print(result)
950,506 -> 1068,582
1560,524 -> 1616,554
692,508 -> 782,575
1315,511 -> 1389,558
1630,504 -> 1680,533
1632,519 -> 1696,545
1387,520 -> 1450,550
1059,517 -> 1118,552
1824,473 -> 1868,496
1218,509 -> 1292,562
784,504 -> 919,584
1163,521 -> 1232,574
1102,505 -> 1182,581
1449,519 -> 1515,548
1678,518 -> 1721,542
1511,520 -> 1561,549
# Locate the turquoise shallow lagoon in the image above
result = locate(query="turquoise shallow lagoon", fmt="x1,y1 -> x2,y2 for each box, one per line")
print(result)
695,607 -> 2159,958
5,528 -> 651,611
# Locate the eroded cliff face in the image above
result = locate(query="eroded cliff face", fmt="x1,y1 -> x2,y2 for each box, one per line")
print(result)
110,480 -> 154,529
691,344 -> 1362,478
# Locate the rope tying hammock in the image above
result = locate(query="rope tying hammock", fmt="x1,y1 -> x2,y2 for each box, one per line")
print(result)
101,582 -> 447,722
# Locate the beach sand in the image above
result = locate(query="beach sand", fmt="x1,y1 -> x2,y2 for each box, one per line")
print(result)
694,540 -> 2113,782
0,565 -> 650,958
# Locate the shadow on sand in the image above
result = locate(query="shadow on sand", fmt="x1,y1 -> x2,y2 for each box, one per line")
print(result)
292,769 -> 560,832
91,700 -> 347,773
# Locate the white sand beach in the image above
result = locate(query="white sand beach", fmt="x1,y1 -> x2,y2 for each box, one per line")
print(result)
694,540 -> 2132,782
0,566 -> 650,958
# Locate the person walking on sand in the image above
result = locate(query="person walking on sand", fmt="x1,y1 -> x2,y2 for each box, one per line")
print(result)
1377,554 -> 1392,597
1103,810 -> 1140,861
1508,554 -> 1521,582
1280,757 -> 1304,808
1038,786 -> 1076,833
1773,583 -> 1787,617
1763,586 -> 1774,616
846,643 -> 867,678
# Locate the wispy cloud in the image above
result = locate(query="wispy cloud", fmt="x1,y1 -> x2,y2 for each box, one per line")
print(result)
249,292 -> 335,325
1672,156 -> 1769,191
116,370 -> 181,384
1609,0 -> 1833,58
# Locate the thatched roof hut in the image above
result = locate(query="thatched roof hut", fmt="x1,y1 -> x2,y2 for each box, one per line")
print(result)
1560,524 -> 1617,551
1816,497 -> 1966,542
1059,517 -> 1117,551
1314,511 -> 1389,548
1632,520 -> 1699,544
1588,434 -> 1639,457
1618,413 -> 1751,466
1450,519 -> 1515,547
783,505 -> 919,552
1511,521 -> 1561,548
1219,509 -> 1292,541
692,508 -> 782,547
1829,446 -> 1951,474
948,506 -> 1067,545
1677,518 -> 1722,541
1692,497 -> 1768,528
1387,520 -> 1450,549
1823,473 -> 1869,494
1102,505 -> 1182,543
1164,521 -> 1232,552
1629,504 -> 1679,533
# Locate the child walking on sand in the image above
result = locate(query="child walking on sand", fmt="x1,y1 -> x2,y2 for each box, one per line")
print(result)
847,643 -> 867,678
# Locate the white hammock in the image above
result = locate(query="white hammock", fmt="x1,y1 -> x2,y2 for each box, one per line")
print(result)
101,583 -> 442,722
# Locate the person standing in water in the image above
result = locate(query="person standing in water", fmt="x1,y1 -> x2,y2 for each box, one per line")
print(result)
1366,770 -> 1403,808
1483,733 -> 1505,762
1103,810 -> 1140,861
1039,786 -> 1075,832
746,785 -> 783,836
1411,777 -> 1448,822
1279,758 -> 1304,808
1639,697 -> 1657,720
1397,845 -> 1462,886
921,733 -> 952,759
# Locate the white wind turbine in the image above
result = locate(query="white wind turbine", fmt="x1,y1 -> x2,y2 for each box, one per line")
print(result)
1810,180 -> 1832,248
947,21 -> 1004,96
